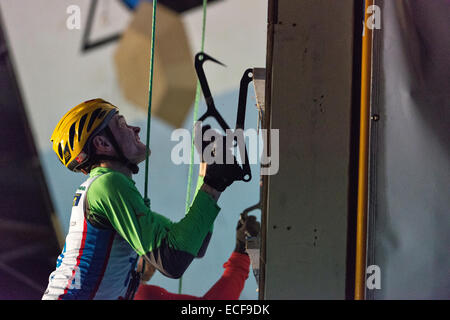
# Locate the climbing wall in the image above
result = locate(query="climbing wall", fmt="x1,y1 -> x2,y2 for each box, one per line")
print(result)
0,0 -> 267,299
262,0 -> 360,299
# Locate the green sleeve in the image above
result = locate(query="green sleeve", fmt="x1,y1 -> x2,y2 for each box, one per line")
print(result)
192,175 -> 214,233
87,172 -> 220,256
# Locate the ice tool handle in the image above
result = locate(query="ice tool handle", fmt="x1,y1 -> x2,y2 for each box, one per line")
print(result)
194,52 -> 252,182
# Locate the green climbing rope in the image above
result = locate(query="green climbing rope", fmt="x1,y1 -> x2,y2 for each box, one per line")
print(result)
140,0 -> 208,294
179,0 -> 209,294
143,0 -> 158,208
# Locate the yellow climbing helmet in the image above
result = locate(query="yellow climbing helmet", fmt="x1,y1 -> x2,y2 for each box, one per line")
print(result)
50,98 -> 118,172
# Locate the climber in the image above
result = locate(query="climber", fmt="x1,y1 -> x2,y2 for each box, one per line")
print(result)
42,98 -> 242,300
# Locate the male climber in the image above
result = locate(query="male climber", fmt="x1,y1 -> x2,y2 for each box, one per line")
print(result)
42,98 -> 243,300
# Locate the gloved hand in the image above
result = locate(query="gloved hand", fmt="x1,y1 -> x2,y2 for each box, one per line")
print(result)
195,122 -> 244,192
204,158 -> 244,192
235,214 -> 261,254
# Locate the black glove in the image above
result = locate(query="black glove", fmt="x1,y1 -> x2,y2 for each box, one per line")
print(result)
235,214 -> 261,254
195,123 -> 244,192
204,158 -> 244,192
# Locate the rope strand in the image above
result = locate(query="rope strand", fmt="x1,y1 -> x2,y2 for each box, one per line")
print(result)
143,0 -> 158,207
140,0 -> 208,294
179,0 -> 208,294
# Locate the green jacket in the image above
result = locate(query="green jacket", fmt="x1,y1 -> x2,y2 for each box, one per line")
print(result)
85,167 -> 220,278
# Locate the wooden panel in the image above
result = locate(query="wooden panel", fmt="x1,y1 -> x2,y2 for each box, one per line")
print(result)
263,0 -> 356,299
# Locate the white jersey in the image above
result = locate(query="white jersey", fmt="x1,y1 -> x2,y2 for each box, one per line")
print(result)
42,174 -> 139,300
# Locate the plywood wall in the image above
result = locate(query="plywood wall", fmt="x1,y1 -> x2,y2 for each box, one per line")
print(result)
262,0 -> 358,299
